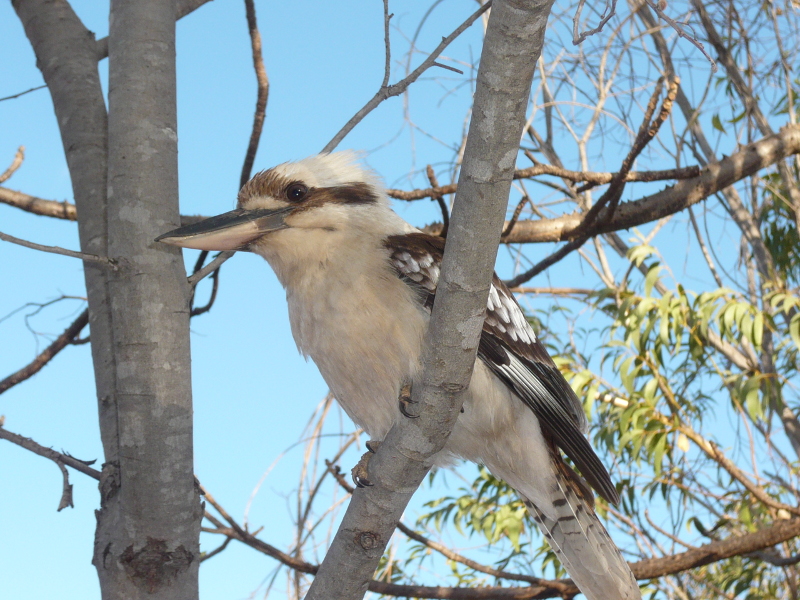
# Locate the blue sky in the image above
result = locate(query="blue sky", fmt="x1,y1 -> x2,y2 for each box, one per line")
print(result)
0,1 -> 755,599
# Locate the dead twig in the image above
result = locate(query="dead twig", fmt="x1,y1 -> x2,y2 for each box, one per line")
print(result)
0,424 -> 101,511
321,1 -> 491,153
0,85 -> 47,103
426,165 -> 449,237
0,308 -> 89,395
0,230 -> 118,269
187,251 -> 234,287
388,163 -> 700,201
505,77 -> 680,287
240,0 -> 269,189
0,147 -> 24,184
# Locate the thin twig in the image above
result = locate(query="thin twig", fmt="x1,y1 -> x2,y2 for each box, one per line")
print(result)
321,1 -> 491,153
388,163 -> 700,201
381,0 -> 393,88
0,230 -> 117,269
240,0 -> 270,189
572,0 -> 618,45
0,425 -> 101,481
504,78 -> 680,287
0,308 -> 89,395
191,264 -> 221,316
0,147 -> 24,184
501,195 -> 530,238
200,537 -> 232,563
0,85 -> 47,103
425,165 -> 449,236
187,251 -> 234,287
648,0 -> 717,71
688,206 -> 724,287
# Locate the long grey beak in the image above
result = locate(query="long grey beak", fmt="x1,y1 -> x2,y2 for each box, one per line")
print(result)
155,206 -> 294,251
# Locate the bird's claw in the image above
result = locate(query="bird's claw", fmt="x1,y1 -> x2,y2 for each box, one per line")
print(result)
398,383 -> 419,418
351,440 -> 382,488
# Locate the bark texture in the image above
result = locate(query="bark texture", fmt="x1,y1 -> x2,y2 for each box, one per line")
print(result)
304,1 -> 555,598
96,1 -> 202,598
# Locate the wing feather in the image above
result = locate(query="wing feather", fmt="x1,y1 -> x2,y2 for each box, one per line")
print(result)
384,232 -> 619,505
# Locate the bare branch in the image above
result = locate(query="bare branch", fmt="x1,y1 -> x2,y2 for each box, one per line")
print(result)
0,308 -> 89,395
0,146 -> 25,184
321,1 -> 491,153
240,0 -> 269,188
0,230 -> 117,268
388,164 -> 701,201
418,124 -> 800,247
0,186 -> 77,220
645,0 -> 717,70
506,77 -> 680,286
572,0 -> 617,45
187,251 -> 235,287
0,84 -> 48,103
0,424 -> 101,480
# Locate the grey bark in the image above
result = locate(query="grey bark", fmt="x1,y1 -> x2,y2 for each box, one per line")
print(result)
96,1 -> 201,598
13,0 -> 202,598
303,1 -> 555,598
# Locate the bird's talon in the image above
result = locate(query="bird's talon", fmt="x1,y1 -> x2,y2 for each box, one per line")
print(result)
398,382 -> 419,418
351,440 -> 381,488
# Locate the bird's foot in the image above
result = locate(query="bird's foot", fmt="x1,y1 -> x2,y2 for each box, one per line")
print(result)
351,440 -> 382,488
398,383 -> 419,418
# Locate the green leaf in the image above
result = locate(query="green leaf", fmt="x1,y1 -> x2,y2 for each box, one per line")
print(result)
652,432 -> 669,475
753,312 -> 763,349
712,113 -> 726,133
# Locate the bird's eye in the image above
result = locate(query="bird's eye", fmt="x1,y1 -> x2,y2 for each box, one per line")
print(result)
286,183 -> 309,201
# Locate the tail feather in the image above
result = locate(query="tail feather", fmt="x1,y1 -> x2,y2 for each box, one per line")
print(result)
524,470 -> 640,600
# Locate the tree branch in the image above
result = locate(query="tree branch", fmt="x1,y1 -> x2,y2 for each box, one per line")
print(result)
0,186 -> 77,220
0,146 -> 25,184
201,485 -> 800,600
0,230 -> 117,268
321,1 -> 491,153
0,308 -> 89,395
387,164 -> 701,201
239,0 -> 269,188
0,424 -> 101,480
448,124 -> 798,247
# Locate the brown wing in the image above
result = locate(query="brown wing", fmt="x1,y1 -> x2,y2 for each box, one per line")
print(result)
384,232 -> 619,505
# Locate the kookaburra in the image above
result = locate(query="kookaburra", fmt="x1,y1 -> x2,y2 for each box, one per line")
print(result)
157,152 -> 640,600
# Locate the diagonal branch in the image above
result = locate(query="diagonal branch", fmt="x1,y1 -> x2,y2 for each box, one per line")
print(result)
321,1 -> 491,153
0,308 -> 89,395
0,146 -> 25,184
0,230 -> 117,268
0,423 -> 101,480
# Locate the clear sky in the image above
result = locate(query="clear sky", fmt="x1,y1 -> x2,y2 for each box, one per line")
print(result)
0,1 -> 740,599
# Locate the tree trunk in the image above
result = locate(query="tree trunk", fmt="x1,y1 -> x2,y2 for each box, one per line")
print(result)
13,1 -> 202,598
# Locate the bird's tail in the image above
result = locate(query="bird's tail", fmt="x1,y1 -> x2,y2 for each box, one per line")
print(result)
523,469 -> 641,600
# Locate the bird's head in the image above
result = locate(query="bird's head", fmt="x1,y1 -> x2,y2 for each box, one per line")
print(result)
156,152 -> 401,258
